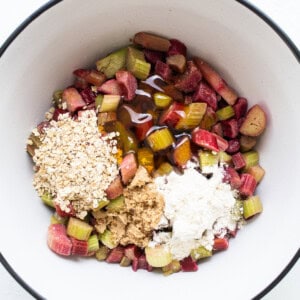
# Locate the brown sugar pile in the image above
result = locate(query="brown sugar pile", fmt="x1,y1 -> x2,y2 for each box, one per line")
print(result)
92,166 -> 165,248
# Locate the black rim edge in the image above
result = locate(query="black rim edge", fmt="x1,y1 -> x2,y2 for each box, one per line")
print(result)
0,1 -> 299,299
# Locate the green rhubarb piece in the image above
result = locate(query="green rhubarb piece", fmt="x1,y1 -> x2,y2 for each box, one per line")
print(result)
146,127 -> 174,152
243,196 -> 263,219
120,256 -> 131,267
154,162 -> 173,176
126,47 -> 151,80
218,151 -> 232,164
216,105 -> 235,121
153,92 -> 173,109
88,234 -> 100,252
191,246 -> 212,261
106,195 -> 125,213
67,217 -> 93,241
95,245 -> 110,261
99,229 -> 118,249
145,245 -> 173,267
96,48 -> 127,79
242,150 -> 259,170
162,260 -> 181,276
115,121 -> 138,153
98,95 -> 121,112
93,199 -> 110,211
41,192 -> 55,208
199,150 -> 218,170
53,89 -> 63,107
95,94 -> 104,109
50,212 -> 67,225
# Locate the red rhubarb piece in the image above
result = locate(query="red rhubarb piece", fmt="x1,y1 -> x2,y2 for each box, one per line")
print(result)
37,121 -> 50,134
174,61 -> 202,93
191,128 -> 219,152
223,167 -> 242,189
180,256 -> 198,272
222,119 -> 239,138
232,152 -> 246,170
239,173 -> 257,196
105,176 -> 124,200
228,228 -> 238,238
62,87 -> 86,113
167,39 -> 187,57
124,244 -> 142,260
120,153 -> 138,184
106,246 -> 125,263
71,238 -> 88,256
143,49 -> 164,65
226,138 -> 240,154
80,87 -> 95,105
211,123 -> 223,137
132,255 -> 153,272
55,203 -> 75,217
233,97 -> 248,120
74,69 -> 106,86
52,108 -> 69,121
159,102 -> 185,127
155,61 -> 172,81
212,133 -> 228,151
98,79 -> 123,95
116,70 -> 137,101
213,238 -> 229,251
193,81 -> 217,111
74,78 -> 88,89
47,224 -> 72,256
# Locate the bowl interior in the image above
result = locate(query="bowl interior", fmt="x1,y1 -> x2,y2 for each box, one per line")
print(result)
0,0 -> 299,299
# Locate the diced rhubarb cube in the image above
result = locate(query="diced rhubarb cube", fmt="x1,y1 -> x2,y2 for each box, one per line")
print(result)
80,87 -> 95,105
143,49 -> 164,65
55,203 -> 75,218
228,228 -> 238,238
180,256 -> 198,272
166,54 -> 186,74
211,123 -> 223,137
226,138 -> 240,154
62,87 -> 86,112
232,152 -> 246,170
222,119 -> 239,138
47,224 -> 72,256
116,70 -> 137,101
167,39 -> 187,57
73,68 -> 90,79
74,77 -> 88,89
98,79 -> 124,95
132,254 -> 153,272
105,176 -> 123,200
120,153 -> 138,184
199,106 -> 218,130
212,133 -> 228,151
223,167 -> 242,189
213,238 -> 229,251
52,108 -> 69,121
159,102 -> 185,127
73,69 -> 106,86
106,246 -> 125,263
124,244 -> 142,260
71,238 -> 88,256
233,97 -> 248,120
239,173 -> 257,196
174,61 -> 202,93
155,61 -> 172,81
173,136 -> 192,167
193,81 -> 217,111
191,128 -> 219,152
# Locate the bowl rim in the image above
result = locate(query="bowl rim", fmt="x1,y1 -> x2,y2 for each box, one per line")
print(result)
0,1 -> 299,299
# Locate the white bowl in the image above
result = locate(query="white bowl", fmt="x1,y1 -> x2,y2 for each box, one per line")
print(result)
0,1 -> 299,299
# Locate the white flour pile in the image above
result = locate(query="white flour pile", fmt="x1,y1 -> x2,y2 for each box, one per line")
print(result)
152,163 -> 241,260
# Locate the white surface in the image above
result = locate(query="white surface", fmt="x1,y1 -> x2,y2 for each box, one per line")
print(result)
0,0 -> 299,299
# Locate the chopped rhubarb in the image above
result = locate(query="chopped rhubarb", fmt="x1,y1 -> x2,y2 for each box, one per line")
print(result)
172,136 -> 192,167
146,127 -> 174,152
232,152 -> 246,170
80,87 -> 95,105
134,32 -> 171,52
212,133 -> 228,151
180,256 -> 198,272
162,85 -> 184,102
124,244 -> 142,260
55,203 -> 75,218
106,246 -> 125,263
226,138 -> 240,154
98,79 -> 123,95
191,128 -> 219,152
223,167 -> 242,189
155,61 -> 172,81
52,108 -> 69,121
120,153 -> 138,184
199,106 -> 218,130
116,70 -> 137,101
105,176 -> 123,200
233,97 -> 248,119
73,69 -> 106,86
62,87 -> 86,112
167,39 -> 187,57
166,54 -> 186,73
222,119 -> 239,138
174,61 -> 202,93
143,49 -> 164,65
193,81 -> 217,111
239,173 -> 257,196
71,238 -> 88,256
213,238 -> 229,251
47,224 -> 72,256
159,102 -> 185,127
132,255 -> 153,272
